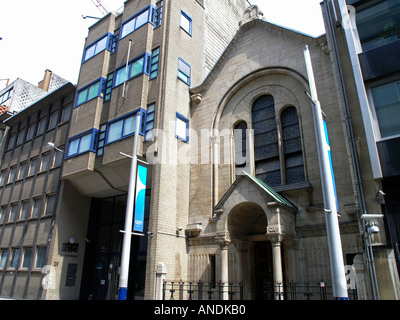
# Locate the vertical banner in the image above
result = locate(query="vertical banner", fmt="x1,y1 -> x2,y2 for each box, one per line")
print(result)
133,165 -> 147,232
323,119 -> 339,212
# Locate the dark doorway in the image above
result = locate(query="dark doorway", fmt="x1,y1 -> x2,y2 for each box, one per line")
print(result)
80,192 -> 150,300
254,241 -> 273,300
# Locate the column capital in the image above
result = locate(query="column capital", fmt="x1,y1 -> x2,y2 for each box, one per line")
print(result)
266,224 -> 285,246
267,233 -> 284,246
215,231 -> 231,250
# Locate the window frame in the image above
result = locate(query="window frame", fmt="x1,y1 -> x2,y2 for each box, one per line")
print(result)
178,58 -> 191,85
180,10 -> 192,36
175,112 -> 189,143
10,247 -> 21,269
82,33 -> 112,63
21,247 -> 33,270
0,249 -> 9,269
0,88 -> 13,104
28,157 -> 39,176
66,129 -> 99,159
17,161 -> 27,180
145,103 -> 156,141
31,197 -> 43,219
113,53 -> 151,88
75,78 -> 106,108
150,47 -> 160,80
34,246 -> 47,270
368,79 -> 400,141
7,165 -> 17,184
105,109 -> 146,145
120,5 -> 154,39
39,152 -> 52,173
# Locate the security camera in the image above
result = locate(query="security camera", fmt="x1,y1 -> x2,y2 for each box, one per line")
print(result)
369,224 -> 380,234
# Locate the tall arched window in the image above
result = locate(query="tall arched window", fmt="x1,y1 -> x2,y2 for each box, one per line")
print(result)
281,106 -> 305,184
252,95 -> 281,186
234,121 -> 247,177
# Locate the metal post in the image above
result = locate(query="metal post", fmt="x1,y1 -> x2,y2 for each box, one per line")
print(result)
118,111 -> 141,300
303,45 -> 348,300
122,39 -> 132,99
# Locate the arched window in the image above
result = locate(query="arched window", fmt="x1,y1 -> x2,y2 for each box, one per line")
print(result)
252,95 -> 281,186
281,106 -> 305,184
234,121 -> 247,177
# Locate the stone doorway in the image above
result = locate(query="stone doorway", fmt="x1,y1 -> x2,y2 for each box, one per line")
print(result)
254,241 -> 273,300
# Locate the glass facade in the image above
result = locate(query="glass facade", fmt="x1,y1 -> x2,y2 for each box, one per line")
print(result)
357,0 -> 400,51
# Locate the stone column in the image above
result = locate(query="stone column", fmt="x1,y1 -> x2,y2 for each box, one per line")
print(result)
216,232 -> 231,300
267,228 -> 285,300
155,262 -> 167,300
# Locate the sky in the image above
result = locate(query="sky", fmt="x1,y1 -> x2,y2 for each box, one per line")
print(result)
0,0 -> 325,90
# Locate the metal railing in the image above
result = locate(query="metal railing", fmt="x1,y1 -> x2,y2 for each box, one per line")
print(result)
262,280 -> 358,300
162,280 -> 358,300
163,280 -> 243,300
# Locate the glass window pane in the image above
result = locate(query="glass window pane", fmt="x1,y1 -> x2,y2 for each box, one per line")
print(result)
27,124 -> 35,140
357,0 -> 400,51
0,250 -> 8,269
37,119 -> 47,135
135,9 -> 149,28
129,57 -> 145,78
84,44 -> 96,61
48,112 -> 58,130
29,158 -> 38,176
45,195 -> 56,216
9,204 -> 18,222
372,81 -> 400,138
11,248 -> 20,268
95,36 -> 108,55
40,153 -> 51,172
123,116 -> 136,136
32,198 -> 42,218
22,248 -> 32,269
88,82 -> 100,101
77,88 -> 88,105
176,117 -> 188,141
121,19 -> 136,38
180,12 -> 191,34
178,59 -> 191,76
108,120 -> 123,143
20,201 -> 29,220
35,247 -> 47,269
18,162 -> 27,180
67,139 -> 79,156
78,134 -> 92,153
115,68 -> 126,87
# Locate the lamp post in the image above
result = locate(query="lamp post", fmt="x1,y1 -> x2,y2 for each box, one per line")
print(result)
304,45 -> 348,300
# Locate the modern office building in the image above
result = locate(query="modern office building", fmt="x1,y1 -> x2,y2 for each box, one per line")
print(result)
0,80 -> 75,299
321,0 -> 400,299
42,0 -> 247,300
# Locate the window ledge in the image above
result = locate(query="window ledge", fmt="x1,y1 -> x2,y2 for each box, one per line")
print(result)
272,180 -> 312,193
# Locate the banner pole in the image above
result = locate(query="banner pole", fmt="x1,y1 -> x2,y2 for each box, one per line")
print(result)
304,45 -> 348,300
118,111 -> 141,300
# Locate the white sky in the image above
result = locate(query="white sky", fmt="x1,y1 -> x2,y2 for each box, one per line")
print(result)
0,0 -> 325,89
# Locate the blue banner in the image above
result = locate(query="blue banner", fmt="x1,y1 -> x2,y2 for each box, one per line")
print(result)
133,165 -> 147,232
323,120 -> 338,211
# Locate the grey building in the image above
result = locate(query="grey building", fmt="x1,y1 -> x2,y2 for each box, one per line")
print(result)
0,81 -> 75,299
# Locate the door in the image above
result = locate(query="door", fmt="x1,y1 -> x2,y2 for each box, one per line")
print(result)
254,241 -> 273,300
